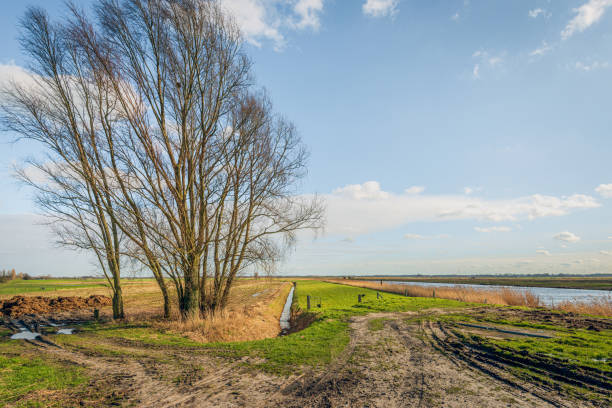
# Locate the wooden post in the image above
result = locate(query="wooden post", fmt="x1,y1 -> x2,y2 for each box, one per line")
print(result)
307,295 -> 311,310
404,288 -> 407,297
432,289 -> 436,298
93,309 -> 99,320
358,294 -> 362,303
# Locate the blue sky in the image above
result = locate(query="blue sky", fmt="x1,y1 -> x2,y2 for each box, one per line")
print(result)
1,0 -> 612,276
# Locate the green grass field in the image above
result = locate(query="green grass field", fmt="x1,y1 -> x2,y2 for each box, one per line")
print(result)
0,279 -> 108,296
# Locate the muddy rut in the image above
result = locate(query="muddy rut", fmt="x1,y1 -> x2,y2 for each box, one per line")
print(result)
18,312 -> 606,407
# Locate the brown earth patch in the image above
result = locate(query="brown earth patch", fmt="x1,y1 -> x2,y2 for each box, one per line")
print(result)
0,295 -> 111,318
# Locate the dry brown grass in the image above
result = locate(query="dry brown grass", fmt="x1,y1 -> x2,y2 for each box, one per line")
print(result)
2,278 -> 295,341
156,280 -> 293,343
555,296 -> 612,317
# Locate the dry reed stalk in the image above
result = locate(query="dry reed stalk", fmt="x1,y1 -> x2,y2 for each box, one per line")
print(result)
555,296 -> 612,317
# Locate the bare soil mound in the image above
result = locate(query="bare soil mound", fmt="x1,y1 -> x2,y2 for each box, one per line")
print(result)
0,295 -> 111,318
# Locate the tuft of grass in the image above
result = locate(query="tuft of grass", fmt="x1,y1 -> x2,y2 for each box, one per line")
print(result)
368,318 -> 388,331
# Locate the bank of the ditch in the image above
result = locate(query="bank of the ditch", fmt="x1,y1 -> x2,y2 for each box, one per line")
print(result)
203,280 -> 470,374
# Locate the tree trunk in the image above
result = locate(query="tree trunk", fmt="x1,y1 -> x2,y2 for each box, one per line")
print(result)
156,276 -> 171,319
180,258 -> 200,319
112,287 -> 124,319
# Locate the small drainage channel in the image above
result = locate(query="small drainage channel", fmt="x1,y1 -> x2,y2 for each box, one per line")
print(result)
279,285 -> 295,334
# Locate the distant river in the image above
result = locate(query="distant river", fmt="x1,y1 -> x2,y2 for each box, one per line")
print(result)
385,281 -> 611,306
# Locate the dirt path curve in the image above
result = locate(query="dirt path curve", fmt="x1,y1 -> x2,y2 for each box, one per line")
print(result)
270,312 -> 559,408
25,312 -> 594,407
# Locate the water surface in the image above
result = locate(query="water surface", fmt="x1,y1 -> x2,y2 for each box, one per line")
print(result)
385,280 -> 611,306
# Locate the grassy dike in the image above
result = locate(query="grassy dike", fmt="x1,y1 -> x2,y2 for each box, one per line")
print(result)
83,280 -> 469,374
217,280 -> 468,373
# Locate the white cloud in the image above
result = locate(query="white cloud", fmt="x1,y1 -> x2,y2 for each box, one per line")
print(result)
574,61 -> 610,71
600,250 -> 611,255
595,183 -> 612,197
554,231 -> 581,243
528,8 -> 551,19
472,64 -> 480,79
323,181 -> 600,236
530,41 -> 552,57
405,186 -> 425,195
529,8 -> 544,18
292,0 -> 324,30
362,0 -> 399,18
536,249 -> 551,256
474,226 -> 512,233
562,0 -> 612,40
0,63 -> 42,95
404,233 -> 450,240
471,50 -> 503,79
220,0 -> 326,50
333,181 -> 390,200
463,186 -> 482,195
451,12 -> 460,21
488,57 -> 502,67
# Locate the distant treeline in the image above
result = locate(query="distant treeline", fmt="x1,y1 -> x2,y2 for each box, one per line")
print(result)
0,269 -> 44,283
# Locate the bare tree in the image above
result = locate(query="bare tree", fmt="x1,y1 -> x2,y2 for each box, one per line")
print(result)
2,0 -> 324,320
0,7 -> 127,318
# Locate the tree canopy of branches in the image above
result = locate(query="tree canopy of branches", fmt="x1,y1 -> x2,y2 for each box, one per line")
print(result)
1,0 -> 323,320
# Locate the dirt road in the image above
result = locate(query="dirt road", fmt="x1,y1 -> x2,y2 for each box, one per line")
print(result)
14,309 -> 607,407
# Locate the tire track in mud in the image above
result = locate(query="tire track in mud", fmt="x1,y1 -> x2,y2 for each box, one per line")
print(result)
429,320 -> 611,407
277,312 -> 554,408
388,317 -> 556,408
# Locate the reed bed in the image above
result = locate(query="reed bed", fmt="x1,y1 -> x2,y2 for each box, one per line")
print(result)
555,296 -> 612,317
326,279 -> 612,317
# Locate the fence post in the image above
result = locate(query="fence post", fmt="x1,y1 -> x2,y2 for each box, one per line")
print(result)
307,295 -> 311,310
93,308 -> 99,320
432,289 -> 436,298
404,288 -> 407,297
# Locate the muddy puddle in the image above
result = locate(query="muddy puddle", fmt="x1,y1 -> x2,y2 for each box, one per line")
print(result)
6,319 -> 80,340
